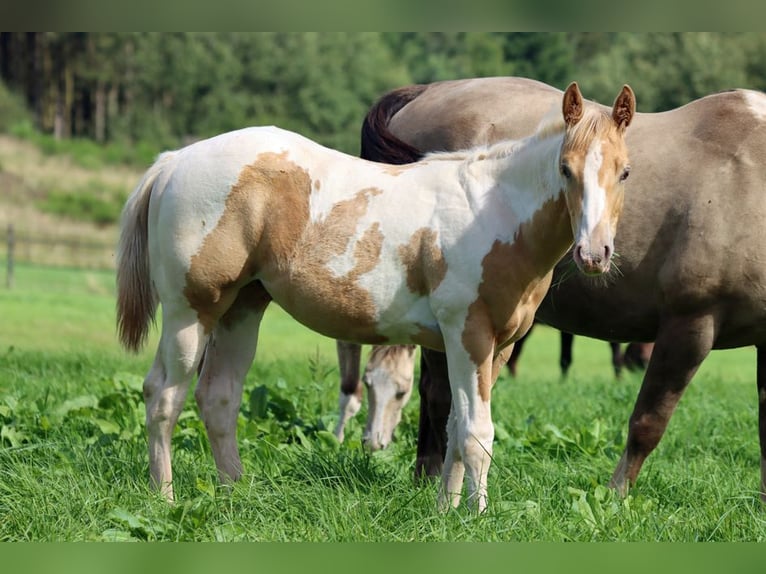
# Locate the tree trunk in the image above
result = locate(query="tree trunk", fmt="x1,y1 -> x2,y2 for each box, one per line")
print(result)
94,80 -> 106,142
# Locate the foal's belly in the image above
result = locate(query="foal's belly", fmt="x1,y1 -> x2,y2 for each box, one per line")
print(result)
261,273 -> 444,348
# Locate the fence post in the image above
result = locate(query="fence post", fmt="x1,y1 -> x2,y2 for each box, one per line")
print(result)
6,224 -> 14,289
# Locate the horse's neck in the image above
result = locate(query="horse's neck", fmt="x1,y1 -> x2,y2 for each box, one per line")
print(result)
479,135 -> 572,273
466,133 -> 564,224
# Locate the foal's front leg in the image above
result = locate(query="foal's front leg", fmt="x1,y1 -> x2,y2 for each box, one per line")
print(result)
439,327 -> 496,513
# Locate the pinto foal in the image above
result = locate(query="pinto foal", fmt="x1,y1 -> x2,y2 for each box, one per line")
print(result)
116,82 -> 635,510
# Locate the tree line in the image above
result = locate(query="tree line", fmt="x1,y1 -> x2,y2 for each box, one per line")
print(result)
2,33 -> 765,155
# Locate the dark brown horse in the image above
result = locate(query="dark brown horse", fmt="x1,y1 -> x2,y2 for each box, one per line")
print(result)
350,76 -> 766,500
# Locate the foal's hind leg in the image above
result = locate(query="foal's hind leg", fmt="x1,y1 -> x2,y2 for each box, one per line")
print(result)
609,313 -> 715,495
195,283 -> 270,484
756,346 -> 766,502
144,309 -> 207,501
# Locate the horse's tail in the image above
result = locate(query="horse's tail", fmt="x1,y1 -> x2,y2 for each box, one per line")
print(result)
116,151 -> 176,352
360,84 -> 428,164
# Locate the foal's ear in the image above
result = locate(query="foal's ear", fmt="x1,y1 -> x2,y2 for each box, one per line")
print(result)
562,82 -> 584,127
612,85 -> 636,132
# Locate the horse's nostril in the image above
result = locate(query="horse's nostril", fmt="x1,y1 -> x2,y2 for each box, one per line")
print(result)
604,245 -> 612,260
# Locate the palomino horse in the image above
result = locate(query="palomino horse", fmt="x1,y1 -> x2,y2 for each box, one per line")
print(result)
333,342 -> 417,448
116,82 -> 635,510
354,76 -> 766,501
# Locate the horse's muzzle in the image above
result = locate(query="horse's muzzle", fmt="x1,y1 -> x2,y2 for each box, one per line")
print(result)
573,243 -> 612,275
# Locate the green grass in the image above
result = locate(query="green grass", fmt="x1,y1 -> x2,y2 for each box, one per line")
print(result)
8,119 -> 162,169
1,262 -> 765,541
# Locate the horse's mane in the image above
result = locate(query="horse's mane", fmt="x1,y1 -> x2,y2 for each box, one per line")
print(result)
367,344 -> 416,363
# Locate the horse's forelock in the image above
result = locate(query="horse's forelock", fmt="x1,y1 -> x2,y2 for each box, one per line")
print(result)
367,344 -> 416,366
561,109 -> 623,152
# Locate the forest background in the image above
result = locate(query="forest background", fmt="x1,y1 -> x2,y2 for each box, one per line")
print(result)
3,32 -> 766,162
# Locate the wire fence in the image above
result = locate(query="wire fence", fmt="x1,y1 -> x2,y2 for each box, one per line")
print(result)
4,224 -> 115,288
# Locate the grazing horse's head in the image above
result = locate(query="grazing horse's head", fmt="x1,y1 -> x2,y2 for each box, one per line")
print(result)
559,82 -> 635,275
362,345 -> 417,451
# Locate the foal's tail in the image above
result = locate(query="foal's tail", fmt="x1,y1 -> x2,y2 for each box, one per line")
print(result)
116,151 -> 176,352
360,84 -> 427,164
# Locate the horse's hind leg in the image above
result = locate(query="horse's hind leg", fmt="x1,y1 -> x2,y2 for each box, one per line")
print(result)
334,341 -> 363,442
610,342 -> 624,378
559,331 -> 574,377
195,283 -> 270,484
756,346 -> 766,502
144,309 -> 207,501
609,313 -> 715,495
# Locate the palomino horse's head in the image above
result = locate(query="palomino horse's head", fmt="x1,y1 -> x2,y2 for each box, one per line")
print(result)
559,82 -> 635,275
362,345 -> 417,451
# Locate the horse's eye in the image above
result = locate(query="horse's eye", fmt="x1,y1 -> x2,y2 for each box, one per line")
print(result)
395,391 -> 407,400
620,166 -> 631,182
561,164 -> 572,179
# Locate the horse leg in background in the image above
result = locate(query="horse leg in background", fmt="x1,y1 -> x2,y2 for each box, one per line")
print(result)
143,307 -> 208,501
195,283 -> 270,484
611,342 -> 624,378
623,342 -> 654,372
609,313 -> 716,495
559,331 -> 574,377
757,346 -> 766,502
334,341 -> 364,442
415,348 -> 452,482
506,325 -> 532,376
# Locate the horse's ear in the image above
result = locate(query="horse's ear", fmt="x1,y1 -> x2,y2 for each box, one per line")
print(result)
562,82 -> 584,127
612,85 -> 636,132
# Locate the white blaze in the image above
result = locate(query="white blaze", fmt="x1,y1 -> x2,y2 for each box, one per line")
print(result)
577,140 -> 606,243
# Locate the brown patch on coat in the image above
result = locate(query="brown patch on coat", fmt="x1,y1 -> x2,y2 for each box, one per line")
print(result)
275,186 -> 389,343
184,151 -> 312,332
185,149 -> 385,340
382,164 -> 414,177
461,194 -> 572,401
398,227 -> 448,296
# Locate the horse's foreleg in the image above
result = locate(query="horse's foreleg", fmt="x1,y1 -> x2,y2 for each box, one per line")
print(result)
415,348 -> 451,481
145,313 -> 207,501
609,313 -> 716,496
439,403 -> 465,509
334,341 -> 363,442
756,345 -> 766,502
439,328 -> 495,513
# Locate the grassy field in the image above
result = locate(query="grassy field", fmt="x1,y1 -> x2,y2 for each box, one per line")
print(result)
1,261 -> 765,541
